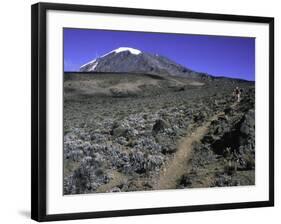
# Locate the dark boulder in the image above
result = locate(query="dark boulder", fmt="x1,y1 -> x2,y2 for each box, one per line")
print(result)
193,111 -> 207,122
152,119 -> 169,134
161,145 -> 177,154
180,174 -> 192,187
224,107 -> 233,115
112,126 -> 128,137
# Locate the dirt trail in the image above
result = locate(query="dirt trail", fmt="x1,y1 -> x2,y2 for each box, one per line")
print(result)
153,113 -> 223,190
96,103 -> 237,192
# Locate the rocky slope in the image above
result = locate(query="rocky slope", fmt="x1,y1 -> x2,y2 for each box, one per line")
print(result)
63,73 -> 255,194
79,47 -> 209,79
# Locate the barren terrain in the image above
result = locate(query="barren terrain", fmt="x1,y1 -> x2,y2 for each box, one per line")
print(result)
63,73 -> 255,195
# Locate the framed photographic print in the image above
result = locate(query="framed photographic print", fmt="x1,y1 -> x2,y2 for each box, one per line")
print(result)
31,2 -> 274,222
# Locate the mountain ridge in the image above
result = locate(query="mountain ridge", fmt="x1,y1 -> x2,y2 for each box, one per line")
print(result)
78,47 -> 253,83
79,47 -> 200,77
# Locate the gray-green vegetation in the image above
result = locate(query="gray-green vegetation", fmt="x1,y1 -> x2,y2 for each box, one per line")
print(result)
63,72 -> 255,195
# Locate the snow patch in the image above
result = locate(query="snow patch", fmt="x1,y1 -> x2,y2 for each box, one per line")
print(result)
80,47 -> 142,70
88,61 -> 99,71
100,47 -> 142,58
80,59 -> 96,69
113,47 -> 142,55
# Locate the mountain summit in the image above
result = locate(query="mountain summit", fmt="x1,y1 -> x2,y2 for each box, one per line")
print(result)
79,47 -> 200,77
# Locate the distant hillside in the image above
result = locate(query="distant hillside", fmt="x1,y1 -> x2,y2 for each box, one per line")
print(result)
78,47 -> 253,84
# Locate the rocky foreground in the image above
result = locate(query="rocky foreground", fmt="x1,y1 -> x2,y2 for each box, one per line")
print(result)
63,73 -> 255,195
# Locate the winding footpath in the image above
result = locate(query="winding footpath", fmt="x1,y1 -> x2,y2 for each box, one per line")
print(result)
153,112 -> 224,190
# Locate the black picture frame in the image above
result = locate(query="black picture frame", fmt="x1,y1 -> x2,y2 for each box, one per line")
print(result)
31,2 -> 274,222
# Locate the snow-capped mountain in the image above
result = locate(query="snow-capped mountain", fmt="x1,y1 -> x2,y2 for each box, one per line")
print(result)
79,47 -> 206,78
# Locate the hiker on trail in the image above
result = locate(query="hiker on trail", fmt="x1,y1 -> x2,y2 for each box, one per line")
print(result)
233,87 -> 241,102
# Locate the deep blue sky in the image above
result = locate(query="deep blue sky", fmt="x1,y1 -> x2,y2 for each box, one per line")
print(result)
64,28 -> 255,81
